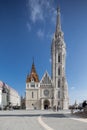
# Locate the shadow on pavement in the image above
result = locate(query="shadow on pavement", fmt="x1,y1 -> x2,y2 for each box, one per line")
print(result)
0,114 -> 41,117
42,113 -> 69,118
0,113 -> 71,118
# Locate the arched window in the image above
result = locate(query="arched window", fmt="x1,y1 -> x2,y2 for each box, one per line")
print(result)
58,55 -> 60,62
58,101 -> 60,106
58,79 -> 60,88
32,92 -> 34,98
58,68 -> 60,75
58,91 -> 60,98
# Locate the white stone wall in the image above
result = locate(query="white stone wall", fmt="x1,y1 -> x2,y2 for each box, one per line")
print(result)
9,88 -> 20,106
0,81 -> 20,108
0,88 -> 2,106
51,8 -> 69,109
2,93 -> 8,106
26,82 -> 40,109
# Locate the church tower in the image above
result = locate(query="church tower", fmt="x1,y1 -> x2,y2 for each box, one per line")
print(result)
26,61 -> 40,110
51,7 -> 69,109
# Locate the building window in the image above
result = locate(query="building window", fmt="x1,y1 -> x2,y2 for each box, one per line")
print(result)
58,79 -> 60,88
58,91 -> 60,98
2,87 -> 7,93
31,83 -> 35,87
27,84 -> 29,88
31,79 -> 35,87
58,55 -> 60,62
58,101 -> 60,106
58,68 -> 60,75
32,92 -> 34,98
31,78 -> 34,82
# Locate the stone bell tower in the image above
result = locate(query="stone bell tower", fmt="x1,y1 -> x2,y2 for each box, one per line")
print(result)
26,61 -> 40,110
51,7 -> 69,109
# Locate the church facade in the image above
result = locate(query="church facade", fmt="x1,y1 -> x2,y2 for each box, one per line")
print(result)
25,8 -> 69,110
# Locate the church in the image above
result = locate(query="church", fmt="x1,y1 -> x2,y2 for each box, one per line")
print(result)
25,7 -> 69,110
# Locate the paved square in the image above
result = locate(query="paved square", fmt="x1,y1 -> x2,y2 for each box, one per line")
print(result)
0,110 -> 87,130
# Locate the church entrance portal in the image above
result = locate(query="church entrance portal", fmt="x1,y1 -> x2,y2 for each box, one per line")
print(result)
44,100 -> 50,109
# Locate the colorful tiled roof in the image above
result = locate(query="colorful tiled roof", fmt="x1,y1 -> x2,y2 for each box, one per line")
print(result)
26,62 -> 39,83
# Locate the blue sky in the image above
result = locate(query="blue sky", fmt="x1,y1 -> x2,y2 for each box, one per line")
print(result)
0,0 -> 87,104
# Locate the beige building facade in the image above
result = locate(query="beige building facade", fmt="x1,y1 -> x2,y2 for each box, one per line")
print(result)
0,81 -> 20,109
26,7 -> 69,110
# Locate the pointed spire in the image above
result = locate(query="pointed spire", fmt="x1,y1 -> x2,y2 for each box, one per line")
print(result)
31,58 -> 36,73
32,57 -> 34,65
26,60 -> 39,83
56,6 -> 61,32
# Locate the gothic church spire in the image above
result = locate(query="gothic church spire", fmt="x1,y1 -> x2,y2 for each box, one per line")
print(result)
56,6 -> 61,33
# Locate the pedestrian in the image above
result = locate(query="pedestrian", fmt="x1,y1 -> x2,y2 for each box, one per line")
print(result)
57,106 -> 59,111
71,109 -> 73,114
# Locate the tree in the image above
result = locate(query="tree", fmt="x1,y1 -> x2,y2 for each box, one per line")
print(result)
82,100 -> 87,108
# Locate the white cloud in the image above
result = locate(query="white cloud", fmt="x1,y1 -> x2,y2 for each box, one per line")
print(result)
26,22 -> 31,31
28,0 -> 56,23
28,0 -> 44,23
27,0 -> 57,39
37,29 -> 44,38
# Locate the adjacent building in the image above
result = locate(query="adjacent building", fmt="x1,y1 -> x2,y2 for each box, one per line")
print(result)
0,81 -> 20,109
26,7 -> 69,110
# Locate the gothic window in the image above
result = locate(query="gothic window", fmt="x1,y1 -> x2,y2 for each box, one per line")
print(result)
32,92 -> 34,98
58,101 -> 60,106
58,55 -> 60,63
58,68 -> 60,75
58,91 -> 60,98
44,90 -> 49,96
58,79 -> 60,88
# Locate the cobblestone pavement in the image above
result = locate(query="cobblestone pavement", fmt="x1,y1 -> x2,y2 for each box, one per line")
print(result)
0,110 -> 87,130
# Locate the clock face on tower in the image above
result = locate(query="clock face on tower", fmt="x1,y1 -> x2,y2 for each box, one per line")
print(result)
44,90 -> 49,96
